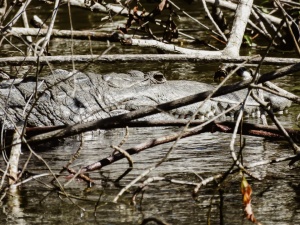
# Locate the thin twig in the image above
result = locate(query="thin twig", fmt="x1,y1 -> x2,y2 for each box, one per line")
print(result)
201,0 -> 227,42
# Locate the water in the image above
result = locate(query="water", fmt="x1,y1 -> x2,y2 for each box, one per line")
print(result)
1,1 -> 300,224
2,126 -> 300,224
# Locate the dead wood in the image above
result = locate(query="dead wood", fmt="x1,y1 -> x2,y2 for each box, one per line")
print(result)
222,0 -> 253,57
2,54 -> 300,66
8,125 -> 23,185
8,27 -> 123,41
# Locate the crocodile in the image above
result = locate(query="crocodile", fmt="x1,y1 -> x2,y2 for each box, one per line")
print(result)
0,69 -> 292,128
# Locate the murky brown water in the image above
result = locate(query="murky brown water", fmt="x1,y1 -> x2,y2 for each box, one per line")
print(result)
1,1 -> 300,225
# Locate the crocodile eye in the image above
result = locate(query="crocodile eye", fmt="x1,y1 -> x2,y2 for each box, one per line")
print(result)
153,73 -> 165,82
145,71 -> 166,84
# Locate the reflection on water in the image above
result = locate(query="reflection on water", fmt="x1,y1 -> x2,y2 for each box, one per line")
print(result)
1,121 -> 300,224
3,187 -> 26,225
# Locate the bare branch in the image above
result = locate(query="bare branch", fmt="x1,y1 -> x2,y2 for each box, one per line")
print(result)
3,54 -> 300,66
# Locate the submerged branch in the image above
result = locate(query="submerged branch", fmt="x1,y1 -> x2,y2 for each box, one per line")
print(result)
5,120 -> 299,144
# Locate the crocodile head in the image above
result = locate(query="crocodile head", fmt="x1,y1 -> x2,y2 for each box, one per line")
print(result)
0,69 -> 293,128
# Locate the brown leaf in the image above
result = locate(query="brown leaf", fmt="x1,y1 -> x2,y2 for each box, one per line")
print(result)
241,175 -> 262,225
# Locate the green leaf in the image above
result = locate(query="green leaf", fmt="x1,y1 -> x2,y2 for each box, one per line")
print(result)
244,35 -> 253,47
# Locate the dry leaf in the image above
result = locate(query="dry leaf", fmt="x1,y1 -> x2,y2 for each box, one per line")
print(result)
241,175 -> 262,225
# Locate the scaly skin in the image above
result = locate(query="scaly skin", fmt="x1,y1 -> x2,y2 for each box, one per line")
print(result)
0,69 -> 291,128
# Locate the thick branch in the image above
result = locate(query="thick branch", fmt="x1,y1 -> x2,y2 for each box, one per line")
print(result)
222,0 -> 253,57
2,54 -> 300,66
20,120 -> 300,140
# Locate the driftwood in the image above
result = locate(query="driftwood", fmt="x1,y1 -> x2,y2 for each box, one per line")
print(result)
2,54 -> 300,66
